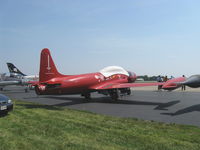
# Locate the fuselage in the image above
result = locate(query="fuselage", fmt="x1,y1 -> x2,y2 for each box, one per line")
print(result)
182,75 -> 200,88
35,72 -> 136,95
24,75 -> 39,81
10,73 -> 39,81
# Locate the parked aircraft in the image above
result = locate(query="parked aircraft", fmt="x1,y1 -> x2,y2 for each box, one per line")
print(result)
34,48 -> 163,99
0,80 -> 21,91
7,63 -> 39,81
0,73 -> 28,91
161,77 -> 186,91
181,75 -> 200,88
161,75 -> 200,90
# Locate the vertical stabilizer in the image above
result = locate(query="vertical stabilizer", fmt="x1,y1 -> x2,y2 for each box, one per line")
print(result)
7,63 -> 26,76
39,48 -> 63,82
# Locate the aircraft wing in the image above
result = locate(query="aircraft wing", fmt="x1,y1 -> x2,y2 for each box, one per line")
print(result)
0,81 -> 21,86
90,82 -> 164,90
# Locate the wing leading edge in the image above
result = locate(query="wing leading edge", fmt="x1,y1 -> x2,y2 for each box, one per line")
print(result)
90,82 -> 164,90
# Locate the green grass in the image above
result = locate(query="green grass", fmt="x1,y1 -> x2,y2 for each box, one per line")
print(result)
0,100 -> 200,150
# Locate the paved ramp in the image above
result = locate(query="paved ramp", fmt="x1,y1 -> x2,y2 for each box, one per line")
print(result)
1,86 -> 200,127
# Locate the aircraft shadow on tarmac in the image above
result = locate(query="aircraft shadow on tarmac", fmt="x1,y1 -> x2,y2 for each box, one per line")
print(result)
18,95 -> 200,116
4,89 -> 200,115
161,104 -> 200,116
37,96 -> 181,111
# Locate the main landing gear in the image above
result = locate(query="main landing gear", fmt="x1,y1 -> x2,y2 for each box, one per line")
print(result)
109,88 -> 131,100
24,86 -> 30,93
82,88 -> 132,101
81,93 -> 91,99
109,89 -> 119,100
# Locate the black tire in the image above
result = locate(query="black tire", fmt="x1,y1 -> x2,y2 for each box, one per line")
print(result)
110,89 -> 119,100
84,93 -> 91,99
0,111 -> 8,117
127,88 -> 131,95
25,88 -> 28,93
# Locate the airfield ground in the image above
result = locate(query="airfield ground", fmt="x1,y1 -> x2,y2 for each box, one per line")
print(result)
1,86 -> 200,127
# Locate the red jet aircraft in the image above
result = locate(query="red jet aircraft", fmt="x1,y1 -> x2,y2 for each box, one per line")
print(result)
35,48 -> 164,99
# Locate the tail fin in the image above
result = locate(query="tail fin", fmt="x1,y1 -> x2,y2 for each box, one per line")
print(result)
39,48 -> 63,82
7,63 -> 26,76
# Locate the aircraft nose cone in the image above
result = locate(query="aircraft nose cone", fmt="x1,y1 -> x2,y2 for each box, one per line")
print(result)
183,75 -> 200,88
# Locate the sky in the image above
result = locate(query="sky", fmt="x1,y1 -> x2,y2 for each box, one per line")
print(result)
1,0 -> 200,77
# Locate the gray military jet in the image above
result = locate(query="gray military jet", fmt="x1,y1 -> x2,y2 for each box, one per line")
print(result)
181,75 -> 200,88
0,73 -> 29,92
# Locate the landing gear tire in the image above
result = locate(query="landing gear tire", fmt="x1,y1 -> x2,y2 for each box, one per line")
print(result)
110,89 -> 119,100
25,86 -> 29,93
127,88 -> 131,95
82,93 -> 91,99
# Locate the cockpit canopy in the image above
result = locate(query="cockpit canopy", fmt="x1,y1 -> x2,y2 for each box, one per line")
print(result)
99,66 -> 129,77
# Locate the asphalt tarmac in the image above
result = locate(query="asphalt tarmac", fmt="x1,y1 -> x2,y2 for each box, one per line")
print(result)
1,86 -> 200,127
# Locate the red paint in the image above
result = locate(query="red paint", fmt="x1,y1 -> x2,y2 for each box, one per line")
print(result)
162,77 -> 186,90
35,48 -> 162,96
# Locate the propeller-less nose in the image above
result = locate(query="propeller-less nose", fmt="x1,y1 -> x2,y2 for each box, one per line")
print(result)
183,75 -> 200,88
